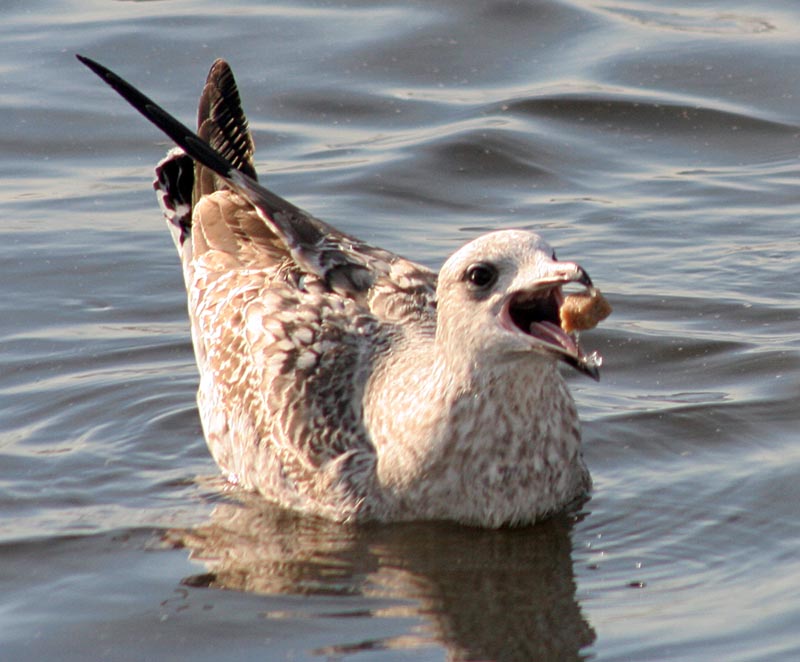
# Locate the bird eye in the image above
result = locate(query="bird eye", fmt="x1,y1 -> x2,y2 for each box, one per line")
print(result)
465,262 -> 498,289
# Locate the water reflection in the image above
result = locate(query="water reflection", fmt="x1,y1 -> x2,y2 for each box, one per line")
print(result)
166,496 -> 594,661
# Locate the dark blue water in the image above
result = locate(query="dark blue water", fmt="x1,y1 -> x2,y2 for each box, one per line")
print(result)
2,1 -> 799,660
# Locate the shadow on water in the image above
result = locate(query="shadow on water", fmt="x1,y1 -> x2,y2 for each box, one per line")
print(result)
165,495 -> 595,661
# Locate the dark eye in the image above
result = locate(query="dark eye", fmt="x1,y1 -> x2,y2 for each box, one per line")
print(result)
465,262 -> 498,289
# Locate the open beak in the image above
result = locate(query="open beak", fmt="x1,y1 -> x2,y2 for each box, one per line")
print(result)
500,264 -> 603,380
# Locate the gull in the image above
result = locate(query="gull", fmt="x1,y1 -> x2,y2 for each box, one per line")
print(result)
77,55 -> 606,527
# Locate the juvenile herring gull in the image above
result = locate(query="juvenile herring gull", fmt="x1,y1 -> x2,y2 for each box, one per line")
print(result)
78,55 -> 608,527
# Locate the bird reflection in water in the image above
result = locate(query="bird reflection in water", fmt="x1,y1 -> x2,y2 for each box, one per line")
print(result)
164,491 -> 595,661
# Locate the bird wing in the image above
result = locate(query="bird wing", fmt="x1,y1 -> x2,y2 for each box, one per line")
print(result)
78,55 -> 439,517
77,55 -> 438,324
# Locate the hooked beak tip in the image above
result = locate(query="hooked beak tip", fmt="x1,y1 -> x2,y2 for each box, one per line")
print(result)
577,266 -> 593,289
564,351 -> 602,381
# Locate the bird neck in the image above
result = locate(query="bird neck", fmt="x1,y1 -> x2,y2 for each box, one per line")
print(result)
366,337 -> 585,520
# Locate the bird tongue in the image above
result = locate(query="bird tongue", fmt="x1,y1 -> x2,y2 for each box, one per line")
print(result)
528,320 -> 580,357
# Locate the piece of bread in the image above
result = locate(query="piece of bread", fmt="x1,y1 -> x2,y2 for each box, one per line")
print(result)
560,289 -> 612,333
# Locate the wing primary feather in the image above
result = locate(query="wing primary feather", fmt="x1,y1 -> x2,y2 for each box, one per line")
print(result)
197,59 -> 257,180
77,54 -> 379,293
76,55 -> 308,217
77,55 -> 237,180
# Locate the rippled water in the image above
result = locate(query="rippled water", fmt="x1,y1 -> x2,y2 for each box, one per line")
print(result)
2,1 -> 800,660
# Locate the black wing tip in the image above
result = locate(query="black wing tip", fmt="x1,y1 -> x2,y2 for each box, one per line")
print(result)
77,54 -> 307,222
196,55 -> 257,183
76,53 -> 239,181
208,58 -> 233,77
76,53 -> 109,79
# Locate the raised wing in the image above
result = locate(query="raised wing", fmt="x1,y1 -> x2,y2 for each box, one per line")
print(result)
77,54 -> 437,321
194,58 -> 258,202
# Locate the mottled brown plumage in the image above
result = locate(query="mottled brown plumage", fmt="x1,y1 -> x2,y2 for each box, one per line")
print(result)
80,55 -> 608,526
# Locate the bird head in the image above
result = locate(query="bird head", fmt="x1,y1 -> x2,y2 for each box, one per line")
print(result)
436,230 -> 602,379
